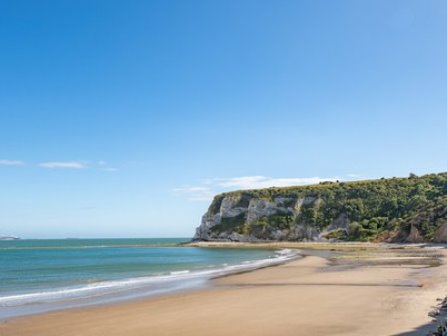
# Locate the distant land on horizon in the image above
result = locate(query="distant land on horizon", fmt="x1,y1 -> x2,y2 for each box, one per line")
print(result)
0,235 -> 20,240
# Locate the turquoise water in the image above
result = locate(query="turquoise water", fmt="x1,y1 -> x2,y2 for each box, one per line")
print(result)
0,238 -> 296,318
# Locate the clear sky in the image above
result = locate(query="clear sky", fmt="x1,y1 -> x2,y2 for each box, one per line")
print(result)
1,0 -> 446,238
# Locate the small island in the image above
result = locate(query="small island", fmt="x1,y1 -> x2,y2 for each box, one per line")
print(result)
0,235 -> 20,241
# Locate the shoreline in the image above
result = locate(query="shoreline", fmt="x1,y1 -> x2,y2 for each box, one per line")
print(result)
184,240 -> 442,250
0,246 -> 300,321
1,243 -> 447,335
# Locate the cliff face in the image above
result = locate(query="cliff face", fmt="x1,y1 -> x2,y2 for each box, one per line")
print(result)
194,173 -> 447,243
195,195 -> 344,241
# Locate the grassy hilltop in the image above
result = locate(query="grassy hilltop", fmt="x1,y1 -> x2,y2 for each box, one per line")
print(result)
197,172 -> 447,242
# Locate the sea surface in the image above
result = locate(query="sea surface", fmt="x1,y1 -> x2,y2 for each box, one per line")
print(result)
0,238 -> 298,319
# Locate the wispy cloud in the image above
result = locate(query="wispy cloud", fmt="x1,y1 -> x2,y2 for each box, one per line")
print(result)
174,176 -> 338,202
38,160 -> 119,171
173,186 -> 215,201
0,160 -> 24,166
39,161 -> 87,169
213,176 -> 337,189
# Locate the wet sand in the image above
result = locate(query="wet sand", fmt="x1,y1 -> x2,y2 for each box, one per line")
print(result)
1,244 -> 446,336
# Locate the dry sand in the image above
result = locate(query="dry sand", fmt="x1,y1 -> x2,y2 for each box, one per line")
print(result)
1,245 -> 447,336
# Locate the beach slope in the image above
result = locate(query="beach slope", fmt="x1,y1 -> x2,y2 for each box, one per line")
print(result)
1,246 -> 446,336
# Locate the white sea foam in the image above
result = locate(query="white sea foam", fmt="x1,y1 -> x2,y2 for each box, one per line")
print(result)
0,249 -> 300,316
169,270 -> 190,275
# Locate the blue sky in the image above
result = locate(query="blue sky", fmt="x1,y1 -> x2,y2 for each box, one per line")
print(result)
1,0 -> 446,238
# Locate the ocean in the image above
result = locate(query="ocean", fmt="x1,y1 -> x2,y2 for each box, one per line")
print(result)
0,238 -> 298,319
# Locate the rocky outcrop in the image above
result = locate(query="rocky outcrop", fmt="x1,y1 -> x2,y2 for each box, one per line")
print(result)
434,221 -> 447,243
194,193 -> 348,242
193,173 -> 447,243
406,224 -> 424,243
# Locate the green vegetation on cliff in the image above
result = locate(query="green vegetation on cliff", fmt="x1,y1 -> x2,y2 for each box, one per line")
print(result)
205,172 -> 447,242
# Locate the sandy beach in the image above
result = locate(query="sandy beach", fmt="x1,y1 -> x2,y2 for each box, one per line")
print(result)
1,244 -> 447,336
